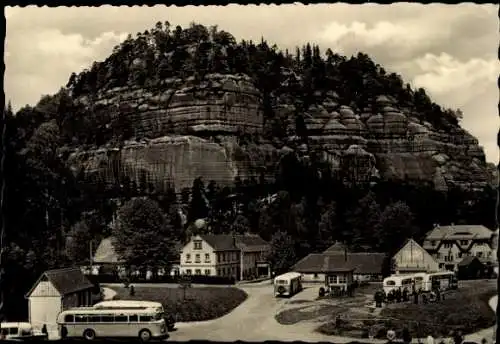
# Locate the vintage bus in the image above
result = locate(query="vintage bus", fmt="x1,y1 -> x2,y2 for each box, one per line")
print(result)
382,274 -> 415,295
56,306 -> 168,342
92,300 -> 175,331
422,271 -> 458,292
274,272 -> 303,297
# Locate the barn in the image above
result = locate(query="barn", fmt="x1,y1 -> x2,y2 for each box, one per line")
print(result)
25,267 -> 94,339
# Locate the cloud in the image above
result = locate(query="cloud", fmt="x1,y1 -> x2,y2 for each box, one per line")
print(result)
5,4 -> 498,162
5,28 -> 128,107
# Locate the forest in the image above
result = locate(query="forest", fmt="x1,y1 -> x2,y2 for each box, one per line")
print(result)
0,21 -> 497,321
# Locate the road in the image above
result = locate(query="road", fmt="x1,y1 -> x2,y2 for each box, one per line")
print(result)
168,282 -> 384,342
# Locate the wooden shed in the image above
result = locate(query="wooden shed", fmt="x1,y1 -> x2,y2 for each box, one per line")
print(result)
25,267 -> 94,339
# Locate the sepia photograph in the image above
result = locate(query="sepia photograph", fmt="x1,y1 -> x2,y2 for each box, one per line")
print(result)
3,3 -> 499,342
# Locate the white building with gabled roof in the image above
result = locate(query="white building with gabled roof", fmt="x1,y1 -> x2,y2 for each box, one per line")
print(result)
422,224 -> 497,271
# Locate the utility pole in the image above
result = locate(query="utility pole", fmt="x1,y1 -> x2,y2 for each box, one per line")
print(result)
89,241 -> 93,274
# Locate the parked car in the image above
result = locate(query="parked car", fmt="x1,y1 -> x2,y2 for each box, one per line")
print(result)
0,322 -> 48,341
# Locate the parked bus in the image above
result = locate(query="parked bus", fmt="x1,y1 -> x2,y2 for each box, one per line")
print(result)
93,300 -> 175,331
274,272 -> 303,297
56,306 -> 168,342
382,274 -> 415,295
422,271 -> 458,292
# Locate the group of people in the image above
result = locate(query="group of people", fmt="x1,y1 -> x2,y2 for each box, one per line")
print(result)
375,286 -> 444,308
386,328 -> 488,344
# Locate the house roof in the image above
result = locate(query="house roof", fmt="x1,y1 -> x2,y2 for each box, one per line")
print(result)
458,256 -> 485,267
323,242 -> 349,253
26,267 -> 93,298
198,234 -> 269,252
93,237 -> 183,264
425,225 -> 493,241
293,253 -> 386,274
93,237 -> 124,264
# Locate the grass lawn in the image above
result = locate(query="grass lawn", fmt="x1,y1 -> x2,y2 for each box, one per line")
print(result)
316,279 -> 497,339
112,286 -> 248,322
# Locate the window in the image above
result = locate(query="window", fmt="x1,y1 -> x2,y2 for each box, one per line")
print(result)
457,253 -> 462,258
338,275 -> 347,283
186,254 -> 191,263
205,253 -> 210,262
129,315 -> 138,322
444,243 -> 453,248
435,253 -> 441,259
195,254 -> 201,263
477,252 -> 483,258
204,269 -> 211,276
75,315 -> 88,323
140,315 -> 153,322
89,315 -> 101,322
8,328 -> 18,335
115,315 -> 128,322
217,269 -> 221,275
194,241 -> 202,250
195,269 -> 202,275
460,240 -> 468,245
186,269 -> 192,275
65,315 -> 74,323
101,315 -> 114,323
222,253 -> 226,262
328,275 -> 337,284
314,273 -> 319,279
444,256 -> 453,262
439,263 -> 444,269
430,241 -> 436,246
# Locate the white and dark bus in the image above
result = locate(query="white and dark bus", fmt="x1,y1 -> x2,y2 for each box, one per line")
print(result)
57,305 -> 168,342
423,271 -> 458,292
382,274 -> 415,295
274,272 -> 303,297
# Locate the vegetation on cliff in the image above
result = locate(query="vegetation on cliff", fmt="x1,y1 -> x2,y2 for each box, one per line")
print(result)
1,22 -> 496,321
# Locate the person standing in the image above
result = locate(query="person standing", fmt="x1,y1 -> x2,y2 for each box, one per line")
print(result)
402,328 -> 412,344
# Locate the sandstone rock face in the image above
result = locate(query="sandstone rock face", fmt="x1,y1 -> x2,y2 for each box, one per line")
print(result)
67,135 -> 278,191
276,92 -> 490,190
88,73 -> 263,138
70,69 -> 491,192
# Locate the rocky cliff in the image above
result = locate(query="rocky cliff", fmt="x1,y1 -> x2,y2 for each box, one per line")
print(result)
62,23 -> 492,192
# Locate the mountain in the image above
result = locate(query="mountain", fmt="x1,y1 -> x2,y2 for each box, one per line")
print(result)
50,22 -> 492,193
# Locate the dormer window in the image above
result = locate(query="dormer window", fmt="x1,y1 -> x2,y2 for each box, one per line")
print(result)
460,240 -> 468,246
194,240 -> 202,250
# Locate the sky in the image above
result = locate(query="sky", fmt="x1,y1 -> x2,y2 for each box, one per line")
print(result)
5,4 -> 499,163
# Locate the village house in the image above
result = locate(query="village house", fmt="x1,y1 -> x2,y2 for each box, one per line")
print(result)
293,251 -> 387,283
179,233 -> 271,280
25,267 -> 94,340
292,253 -> 356,290
91,236 -> 182,278
392,238 -> 440,274
422,224 -> 498,272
